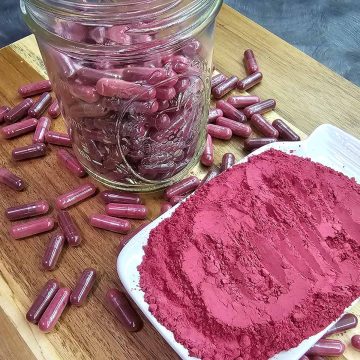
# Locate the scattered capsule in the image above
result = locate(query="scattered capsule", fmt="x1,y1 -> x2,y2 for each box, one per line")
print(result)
45,131 -> 72,147
306,339 -> 345,356
4,98 -> 34,123
38,287 -> 71,333
118,222 -> 149,252
160,202 -> 172,214
33,116 -> 51,143
212,76 -> 239,99
201,165 -> 220,186
244,49 -> 259,74
220,153 -> 235,172
100,190 -> 142,205
42,232 -> 65,271
0,118 -> 38,139
237,72 -> 263,91
216,117 -> 252,138
5,200 -> 49,221
58,210 -> 81,247
26,279 -> 60,324
211,73 -> 227,89
272,119 -> 301,141
243,137 -> 277,151
243,99 -> 276,118
326,313 -> 358,336
0,168 -> 25,191
208,108 -> 223,123
105,204 -> 148,220
12,143 -> 47,161
10,216 -> 55,240
90,214 -> 131,234
227,95 -> 260,108
57,149 -> 86,178
70,268 -> 97,306
165,175 -> 200,200
28,93 -> 52,118
207,124 -> 232,140
48,99 -> 61,119
250,114 -> 279,138
170,195 -> 185,205
201,134 -> 214,167
352,335 -> 360,351
55,183 -> 97,209
216,100 -> 246,122
0,106 -> 10,123
105,288 -> 143,332
18,80 -> 52,98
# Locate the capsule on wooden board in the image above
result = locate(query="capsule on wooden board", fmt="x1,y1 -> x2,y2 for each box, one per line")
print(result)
352,335 -> 360,351
42,232 -> 65,271
210,73 -> 227,89
100,190 -> 142,205
0,168 -> 25,191
33,116 -> 51,143
227,95 -> 260,109
70,268 -> 97,306
18,80 -> 52,97
55,183 -> 97,209
208,108 -> 223,123
243,138 -> 277,151
207,124 -> 232,140
0,106 -> 10,123
165,176 -> 200,200
216,117 -> 252,138
48,99 -> 61,119
212,76 -> 238,99
10,216 -> 55,240
28,93 -> 52,118
4,98 -> 34,123
306,339 -> 345,356
105,204 -> 148,220
90,214 -> 131,234
326,313 -> 358,336
57,149 -> 87,178
244,49 -> 259,75
45,131 -> 72,147
272,119 -> 301,141
58,210 -> 81,247
237,72 -> 263,91
0,118 -> 38,139
220,153 -> 235,172
12,143 -> 47,161
216,100 -> 247,123
201,134 -> 214,167
243,99 -> 276,118
5,200 -> 49,221
250,114 -> 279,138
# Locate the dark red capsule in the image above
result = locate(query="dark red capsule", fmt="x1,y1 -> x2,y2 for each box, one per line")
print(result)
4,98 -> 34,123
352,335 -> 360,351
220,153 -> 235,172
105,288 -> 143,332
18,80 -> 52,98
118,222 -> 149,252
48,99 -> 61,119
216,117 -> 252,138
101,190 -> 142,205
201,165 -> 220,186
216,100 -> 247,122
227,95 -> 260,108
306,339 -> 345,356
90,214 -> 131,234
12,143 -> 46,161
5,200 -> 49,221
212,76 -> 239,99
250,114 -> 279,138
58,210 -> 81,247
243,99 -> 276,118
42,232 -> 65,271
272,119 -> 301,141
105,204 -> 148,220
0,118 -> 38,139
28,93 -> 52,118
208,108 -> 223,123
211,73 -> 227,89
326,313 -> 358,336
26,279 -> 60,324
237,72 -> 263,91
0,106 -> 10,123
244,138 -> 277,151
165,176 -> 200,200
70,268 -> 97,306
0,168 -> 25,191
244,49 -> 259,74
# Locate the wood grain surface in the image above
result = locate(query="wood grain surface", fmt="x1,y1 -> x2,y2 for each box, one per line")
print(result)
0,4 -> 359,360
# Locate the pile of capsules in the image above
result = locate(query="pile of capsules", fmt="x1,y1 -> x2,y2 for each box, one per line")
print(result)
298,313 -> 360,358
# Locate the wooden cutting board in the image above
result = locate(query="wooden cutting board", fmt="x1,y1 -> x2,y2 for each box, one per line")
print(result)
1,4 -> 360,360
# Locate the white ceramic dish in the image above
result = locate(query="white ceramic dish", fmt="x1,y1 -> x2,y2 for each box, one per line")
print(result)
117,124 -> 360,360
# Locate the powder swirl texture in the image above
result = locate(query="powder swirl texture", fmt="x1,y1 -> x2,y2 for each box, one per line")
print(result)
139,149 -> 360,360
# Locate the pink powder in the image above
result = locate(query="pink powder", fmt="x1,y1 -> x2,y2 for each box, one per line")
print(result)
139,149 -> 360,360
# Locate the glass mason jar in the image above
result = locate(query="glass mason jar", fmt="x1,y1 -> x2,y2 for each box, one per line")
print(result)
21,0 -> 222,191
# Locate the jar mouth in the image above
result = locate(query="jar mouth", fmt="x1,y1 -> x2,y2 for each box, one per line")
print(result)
22,0 -> 223,58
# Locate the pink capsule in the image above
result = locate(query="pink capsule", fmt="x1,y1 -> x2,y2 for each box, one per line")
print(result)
70,268 -> 97,306
243,137 -> 277,151
211,73 -> 227,89
201,134 -> 214,167
201,165 -> 220,185
0,168 -> 25,191
216,117 -> 252,138
227,95 -> 260,108
237,72 -> 263,91
212,76 -> 238,99
96,78 -> 156,101
42,232 -> 65,271
170,195 -> 186,206
28,92 -> 52,118
182,39 -> 201,57
56,183 -> 96,209
26,279 -> 60,324
107,26 -> 131,44
101,190 -> 142,205
4,98 -> 34,123
118,222 -> 149,252
57,149 -> 86,178
272,119 -> 301,141
0,118 -> 38,139
207,124 -> 232,140
76,67 -> 123,84
5,200 -> 49,221
48,99 -> 61,119
38,287 -> 71,333
12,143 -> 47,161
45,131 -> 72,147
122,67 -> 170,85
174,78 -> 190,93
33,116 -> 51,143
244,49 -> 259,74
58,210 -> 81,246
243,99 -> 276,118
156,87 -> 176,101
251,114 -> 279,138
90,214 -> 131,234
0,106 -> 10,123
129,100 -> 159,115
10,216 -> 55,240
157,100 -> 169,111
160,202 -> 172,214
216,100 -> 246,122
165,175 -> 200,200
208,108 -> 223,123
221,153 -> 235,172
352,335 -> 360,351
105,289 -> 143,332
70,83 -> 99,104
306,339 -> 345,356
105,204 -> 148,220
18,80 -> 52,98
326,313 -> 358,336
149,113 -> 171,130
55,52 -> 79,79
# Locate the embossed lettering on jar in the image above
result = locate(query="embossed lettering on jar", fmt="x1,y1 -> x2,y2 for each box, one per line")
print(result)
22,0 -> 223,191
